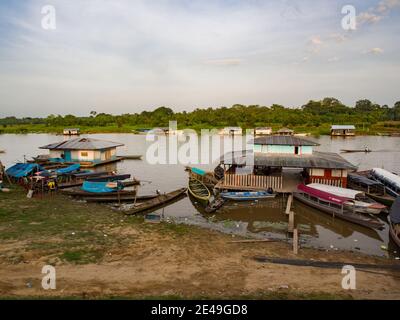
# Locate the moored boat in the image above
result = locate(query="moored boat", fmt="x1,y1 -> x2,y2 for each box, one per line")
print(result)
124,188 -> 187,215
205,197 -> 227,213
294,184 -> 384,230
348,173 -> 395,206
84,194 -> 158,203
307,183 -> 387,214
388,197 -> 400,248
188,178 -> 211,202
220,190 -> 276,201
370,168 -> 400,198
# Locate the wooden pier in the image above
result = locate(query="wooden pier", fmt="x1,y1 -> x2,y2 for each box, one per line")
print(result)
215,170 -> 303,193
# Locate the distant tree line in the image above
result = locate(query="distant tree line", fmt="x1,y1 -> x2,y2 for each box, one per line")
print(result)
1,98 -> 399,129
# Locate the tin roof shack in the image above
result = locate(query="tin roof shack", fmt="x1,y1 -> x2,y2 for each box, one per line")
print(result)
40,138 -> 124,167
216,136 -> 357,192
220,127 -> 243,135
331,125 -> 356,137
63,128 -> 80,136
255,127 -> 273,136
276,128 -> 294,136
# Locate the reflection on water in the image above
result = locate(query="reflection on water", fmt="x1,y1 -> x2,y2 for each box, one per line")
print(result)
0,133 -> 399,258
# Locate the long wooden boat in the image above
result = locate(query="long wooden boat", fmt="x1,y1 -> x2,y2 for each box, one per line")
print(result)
188,178 -> 211,202
340,149 -> 371,153
84,194 -> 158,203
60,181 -> 138,197
220,191 -> 276,201
370,168 -> 400,198
120,155 -> 143,160
294,184 -> 384,230
124,188 -> 187,215
388,197 -> 400,248
348,173 -> 395,206
307,183 -> 386,215
58,175 -> 138,189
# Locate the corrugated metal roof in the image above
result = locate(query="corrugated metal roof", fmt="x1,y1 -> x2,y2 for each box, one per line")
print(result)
331,125 -> 355,130
220,151 -> 357,170
40,138 -> 124,150
252,136 -> 320,146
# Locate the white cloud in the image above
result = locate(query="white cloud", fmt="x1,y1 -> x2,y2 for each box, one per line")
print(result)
358,12 -> 383,25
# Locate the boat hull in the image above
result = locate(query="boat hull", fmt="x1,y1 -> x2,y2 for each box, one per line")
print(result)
188,178 -> 211,202
294,193 -> 384,230
221,191 -> 276,201
125,188 -> 187,215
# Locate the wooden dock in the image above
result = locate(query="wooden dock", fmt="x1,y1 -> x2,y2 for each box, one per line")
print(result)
215,170 -> 303,193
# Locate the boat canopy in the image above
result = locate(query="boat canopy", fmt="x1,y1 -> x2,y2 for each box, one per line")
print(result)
81,181 -> 123,193
390,197 -> 400,224
297,184 -> 348,205
348,173 -> 383,187
6,163 -> 45,178
307,183 -> 362,199
191,167 -> 206,176
55,164 -> 81,175
372,168 -> 400,190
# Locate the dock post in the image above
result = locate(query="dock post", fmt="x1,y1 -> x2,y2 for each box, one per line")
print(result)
293,229 -> 299,255
288,211 -> 294,233
285,194 -> 293,215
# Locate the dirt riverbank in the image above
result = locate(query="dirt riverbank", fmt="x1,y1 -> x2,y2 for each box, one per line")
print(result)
0,188 -> 399,299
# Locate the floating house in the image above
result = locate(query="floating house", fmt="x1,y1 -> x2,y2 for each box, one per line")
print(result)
63,128 -> 80,136
276,128 -> 294,136
40,138 -> 124,167
216,136 -> 357,192
255,127 -> 272,136
331,125 -> 356,137
220,127 -> 243,135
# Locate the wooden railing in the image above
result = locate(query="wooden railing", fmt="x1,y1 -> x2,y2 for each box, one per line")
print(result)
218,173 -> 283,191
310,177 -> 343,187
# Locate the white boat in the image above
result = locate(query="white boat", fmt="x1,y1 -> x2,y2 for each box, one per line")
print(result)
371,168 -> 400,198
307,183 -> 387,215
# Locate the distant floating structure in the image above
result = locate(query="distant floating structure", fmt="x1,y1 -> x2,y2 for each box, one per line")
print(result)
39,137 -> 124,167
276,128 -> 294,136
331,125 -> 356,137
255,127 -> 272,136
220,127 -> 243,135
63,128 -> 80,136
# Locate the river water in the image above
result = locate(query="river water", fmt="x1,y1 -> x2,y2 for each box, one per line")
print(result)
1,133 -> 399,258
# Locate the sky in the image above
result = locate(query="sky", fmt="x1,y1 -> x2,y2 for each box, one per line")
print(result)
0,0 -> 399,117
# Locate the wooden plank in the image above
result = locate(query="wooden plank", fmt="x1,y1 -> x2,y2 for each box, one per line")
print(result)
293,229 -> 299,255
286,194 -> 293,215
288,211 -> 294,233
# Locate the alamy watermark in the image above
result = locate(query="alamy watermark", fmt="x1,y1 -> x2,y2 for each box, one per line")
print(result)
41,5 -> 56,30
342,5 -> 357,30
341,265 -> 356,290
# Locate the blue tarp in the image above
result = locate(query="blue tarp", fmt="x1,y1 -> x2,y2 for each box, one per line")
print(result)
6,163 -> 45,178
191,167 -> 206,176
81,181 -> 123,193
56,164 -> 81,175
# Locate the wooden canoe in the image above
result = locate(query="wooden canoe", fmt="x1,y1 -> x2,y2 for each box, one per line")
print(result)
188,178 -> 211,202
60,181 -> 138,197
121,155 -> 143,160
124,188 -> 187,215
84,194 -> 158,203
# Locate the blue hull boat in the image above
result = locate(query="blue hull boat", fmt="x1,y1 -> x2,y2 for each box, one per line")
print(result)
220,191 -> 276,201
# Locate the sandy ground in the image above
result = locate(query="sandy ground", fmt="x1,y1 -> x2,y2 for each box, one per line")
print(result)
1,225 -> 399,299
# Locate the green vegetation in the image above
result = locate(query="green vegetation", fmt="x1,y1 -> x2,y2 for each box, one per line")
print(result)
0,186 -> 144,265
1,98 -> 400,135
